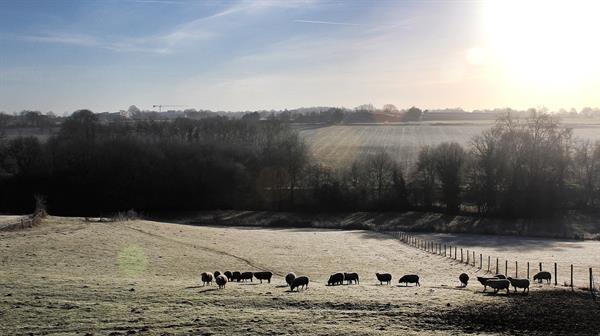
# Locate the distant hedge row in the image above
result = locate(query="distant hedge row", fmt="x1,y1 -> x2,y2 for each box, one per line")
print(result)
1,110 -> 599,224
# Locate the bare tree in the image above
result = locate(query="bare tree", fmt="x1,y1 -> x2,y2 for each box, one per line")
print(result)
415,146 -> 436,209
573,141 -> 600,208
433,142 -> 466,213
368,150 -> 395,200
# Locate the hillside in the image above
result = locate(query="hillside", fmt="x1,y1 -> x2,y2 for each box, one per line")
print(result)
1,216 -> 599,335
298,122 -> 600,169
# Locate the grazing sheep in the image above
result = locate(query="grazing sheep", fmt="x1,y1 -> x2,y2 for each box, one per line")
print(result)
232,271 -> 241,282
344,272 -> 359,285
291,276 -> 309,291
477,276 -> 499,292
224,271 -> 233,282
216,275 -> 228,289
399,274 -> 420,287
533,271 -> 552,284
495,274 -> 507,279
328,273 -> 345,286
507,277 -> 530,294
376,273 -> 392,285
486,279 -> 510,294
285,272 -> 296,287
201,272 -> 213,286
459,273 -> 469,287
253,271 -> 273,284
240,272 -> 254,282
214,271 -> 221,278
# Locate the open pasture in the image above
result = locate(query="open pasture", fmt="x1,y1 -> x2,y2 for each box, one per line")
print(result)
298,122 -> 600,169
1,217 -> 599,335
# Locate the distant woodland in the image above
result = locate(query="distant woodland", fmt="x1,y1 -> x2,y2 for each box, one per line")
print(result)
2,108 -> 600,229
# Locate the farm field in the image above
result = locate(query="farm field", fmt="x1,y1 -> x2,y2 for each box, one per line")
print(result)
298,122 -> 600,169
1,216 -> 599,335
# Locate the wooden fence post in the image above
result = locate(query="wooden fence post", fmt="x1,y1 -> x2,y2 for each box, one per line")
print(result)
590,268 -> 594,300
461,249 -> 463,263
454,247 -> 457,260
505,260 -> 508,275
554,263 -> 557,286
449,245 -> 452,258
488,256 -> 490,272
571,264 -> 574,291
496,258 -> 499,274
527,262 -> 530,279
515,261 -> 518,278
539,262 -> 543,272
480,254 -> 482,269
444,244 -> 447,257
473,251 -> 475,267
466,250 -> 469,264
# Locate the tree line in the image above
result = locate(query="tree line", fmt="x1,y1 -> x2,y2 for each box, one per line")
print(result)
1,110 -> 599,223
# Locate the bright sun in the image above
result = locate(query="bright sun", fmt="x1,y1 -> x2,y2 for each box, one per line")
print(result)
482,0 -> 600,92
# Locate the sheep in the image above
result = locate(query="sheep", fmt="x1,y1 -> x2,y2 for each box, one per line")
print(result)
224,271 -> 233,282
290,276 -> 309,291
215,274 -> 228,289
232,271 -> 241,282
507,277 -> 530,294
486,278 -> 510,294
201,272 -> 213,286
285,272 -> 296,287
477,276 -> 499,292
533,271 -> 552,284
459,273 -> 469,287
328,273 -> 345,286
253,271 -> 273,284
495,274 -> 507,279
344,272 -> 359,285
376,273 -> 392,285
399,274 -> 420,287
214,271 -> 221,279
240,272 -> 254,282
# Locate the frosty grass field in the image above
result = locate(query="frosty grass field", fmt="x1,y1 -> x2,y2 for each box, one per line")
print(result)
298,121 -> 600,170
1,217 -> 599,335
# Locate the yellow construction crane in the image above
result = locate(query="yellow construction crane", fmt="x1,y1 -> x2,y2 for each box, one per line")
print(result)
152,105 -> 188,112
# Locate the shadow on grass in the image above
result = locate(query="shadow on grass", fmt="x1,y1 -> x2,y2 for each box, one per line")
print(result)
438,289 -> 600,334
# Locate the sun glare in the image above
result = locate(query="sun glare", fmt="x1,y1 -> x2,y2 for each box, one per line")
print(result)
483,0 -> 600,91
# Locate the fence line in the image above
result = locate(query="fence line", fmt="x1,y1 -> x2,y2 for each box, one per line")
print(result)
387,231 -> 597,301
0,210 -> 46,232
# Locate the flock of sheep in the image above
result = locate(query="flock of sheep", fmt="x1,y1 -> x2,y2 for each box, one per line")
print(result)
199,269 -> 553,294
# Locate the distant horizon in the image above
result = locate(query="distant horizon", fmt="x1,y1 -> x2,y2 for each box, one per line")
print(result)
2,104 -> 600,116
2,0 -> 599,113
3,104 -> 600,116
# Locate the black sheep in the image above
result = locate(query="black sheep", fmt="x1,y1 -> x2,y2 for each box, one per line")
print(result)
398,274 -> 420,287
459,273 -> 469,287
328,273 -> 344,286
376,273 -> 392,285
253,271 -> 273,283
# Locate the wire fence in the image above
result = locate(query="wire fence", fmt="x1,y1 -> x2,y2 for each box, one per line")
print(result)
382,230 -> 598,301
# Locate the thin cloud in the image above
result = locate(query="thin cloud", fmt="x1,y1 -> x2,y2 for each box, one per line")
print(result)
130,0 -> 185,4
20,33 -> 100,47
294,19 -> 362,26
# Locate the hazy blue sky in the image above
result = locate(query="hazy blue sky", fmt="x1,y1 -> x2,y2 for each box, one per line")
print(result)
1,0 -> 599,113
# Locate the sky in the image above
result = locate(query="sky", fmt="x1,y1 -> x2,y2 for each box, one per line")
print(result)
1,0 -> 599,114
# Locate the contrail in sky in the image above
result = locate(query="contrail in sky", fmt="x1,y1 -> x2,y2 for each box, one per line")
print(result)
294,19 -> 363,26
